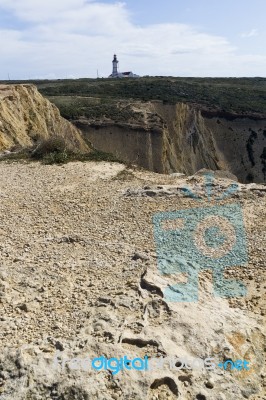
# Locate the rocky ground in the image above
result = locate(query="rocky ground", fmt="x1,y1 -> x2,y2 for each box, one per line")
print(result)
0,160 -> 265,400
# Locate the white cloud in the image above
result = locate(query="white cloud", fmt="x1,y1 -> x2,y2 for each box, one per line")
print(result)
0,0 -> 87,22
0,0 -> 265,78
241,29 -> 259,38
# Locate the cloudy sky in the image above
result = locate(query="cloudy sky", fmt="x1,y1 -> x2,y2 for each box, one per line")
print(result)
0,0 -> 265,79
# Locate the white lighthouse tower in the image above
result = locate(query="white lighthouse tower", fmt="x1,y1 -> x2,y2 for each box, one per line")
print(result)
108,54 -> 139,78
112,54 -> 119,77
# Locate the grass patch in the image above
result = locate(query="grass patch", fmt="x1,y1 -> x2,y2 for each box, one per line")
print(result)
47,96 -> 140,122
42,150 -> 69,165
112,168 -> 135,181
0,138 -> 123,166
0,149 -> 32,163
70,149 -> 122,163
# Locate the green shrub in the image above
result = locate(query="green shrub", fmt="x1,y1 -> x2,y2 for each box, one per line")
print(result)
30,136 -> 73,164
42,150 -> 69,164
76,149 -> 121,163
31,137 -> 68,160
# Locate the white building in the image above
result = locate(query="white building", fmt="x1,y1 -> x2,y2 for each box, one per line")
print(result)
108,54 -> 139,78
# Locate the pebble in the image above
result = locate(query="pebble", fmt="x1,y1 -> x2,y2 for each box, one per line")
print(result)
205,379 -> 214,389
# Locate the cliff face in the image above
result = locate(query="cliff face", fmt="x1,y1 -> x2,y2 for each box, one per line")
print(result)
0,84 -> 89,153
2,84 -> 264,183
76,101 -> 266,183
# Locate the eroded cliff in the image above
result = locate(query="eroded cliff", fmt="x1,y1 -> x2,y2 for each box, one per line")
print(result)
0,84 -> 90,153
75,101 -> 266,183
1,84 -> 265,183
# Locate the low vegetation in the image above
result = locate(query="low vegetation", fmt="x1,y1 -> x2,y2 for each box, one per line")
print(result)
46,96 -> 139,122
0,137 -> 122,165
2,77 -> 266,119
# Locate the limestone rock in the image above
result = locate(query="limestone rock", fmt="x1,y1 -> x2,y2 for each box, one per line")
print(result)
0,84 -> 90,153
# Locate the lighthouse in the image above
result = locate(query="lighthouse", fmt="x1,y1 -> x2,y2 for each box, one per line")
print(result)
112,54 -> 119,77
109,54 -> 139,78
